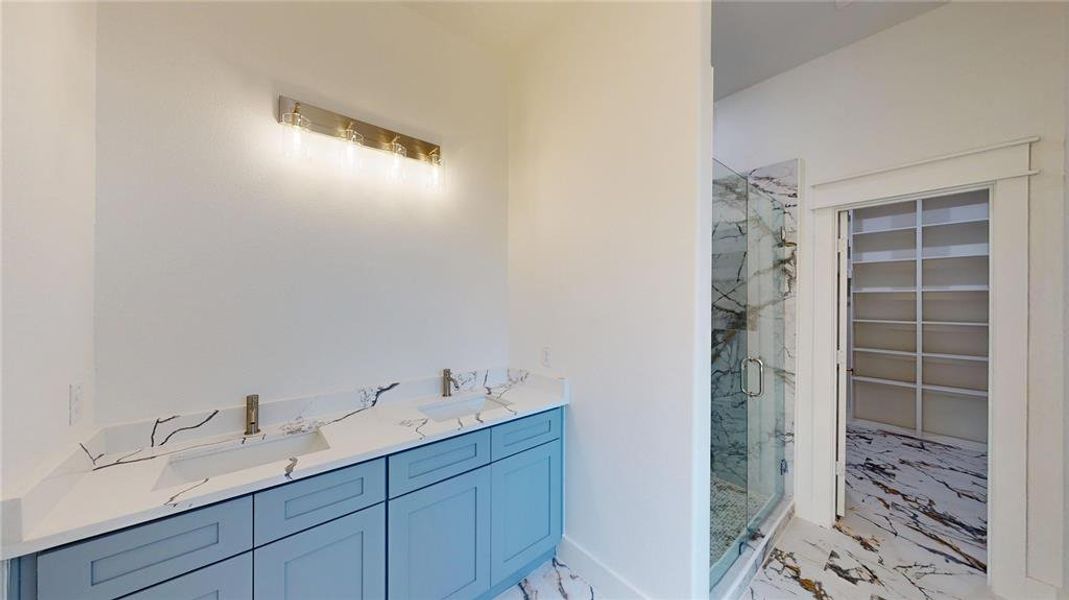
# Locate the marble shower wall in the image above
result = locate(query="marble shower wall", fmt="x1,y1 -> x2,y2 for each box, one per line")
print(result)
710,159 -> 798,498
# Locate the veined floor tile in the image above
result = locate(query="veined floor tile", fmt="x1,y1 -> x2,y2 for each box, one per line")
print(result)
494,557 -> 597,600
745,424 -> 989,600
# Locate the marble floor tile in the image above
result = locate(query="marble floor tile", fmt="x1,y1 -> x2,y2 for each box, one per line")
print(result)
745,424 -> 990,600
494,557 -> 597,600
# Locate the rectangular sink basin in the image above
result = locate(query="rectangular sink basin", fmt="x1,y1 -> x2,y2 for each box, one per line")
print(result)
154,430 -> 330,490
418,394 -> 508,422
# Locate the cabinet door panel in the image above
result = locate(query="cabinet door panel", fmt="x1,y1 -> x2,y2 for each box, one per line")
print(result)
490,440 -> 562,583
124,553 -> 252,600
388,467 -> 491,600
254,504 -> 386,600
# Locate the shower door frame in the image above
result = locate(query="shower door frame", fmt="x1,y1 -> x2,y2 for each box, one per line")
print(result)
795,137 -> 1053,598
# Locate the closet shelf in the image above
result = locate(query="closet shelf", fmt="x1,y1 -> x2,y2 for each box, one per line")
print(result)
921,216 -> 989,229
921,383 -> 988,398
921,285 -> 989,292
851,375 -> 916,390
921,253 -> 989,261
854,287 -> 917,293
854,347 -> 916,357
853,257 -> 916,265
852,224 -> 918,236
922,320 -> 988,327
923,352 -> 988,362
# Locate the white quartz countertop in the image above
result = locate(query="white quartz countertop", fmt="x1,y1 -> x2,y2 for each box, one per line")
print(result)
1,368 -> 566,559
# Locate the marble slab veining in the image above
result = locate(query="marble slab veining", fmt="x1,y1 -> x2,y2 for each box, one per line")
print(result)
745,423 -> 989,600
1,368 -> 567,559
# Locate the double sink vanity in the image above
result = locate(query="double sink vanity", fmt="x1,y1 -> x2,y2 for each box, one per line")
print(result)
3,369 -> 566,600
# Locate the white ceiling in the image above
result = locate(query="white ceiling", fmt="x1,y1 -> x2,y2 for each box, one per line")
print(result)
404,1 -> 575,58
713,1 -> 944,100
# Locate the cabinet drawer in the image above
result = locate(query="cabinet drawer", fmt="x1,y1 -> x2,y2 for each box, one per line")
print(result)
38,497 -> 252,600
254,458 -> 385,545
123,552 -> 252,600
491,408 -> 562,460
254,504 -> 386,600
388,430 -> 490,498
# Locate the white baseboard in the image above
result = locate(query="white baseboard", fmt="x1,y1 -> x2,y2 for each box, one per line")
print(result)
557,535 -> 648,599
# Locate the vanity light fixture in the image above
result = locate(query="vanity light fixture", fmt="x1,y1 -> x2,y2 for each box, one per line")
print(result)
277,95 -> 440,165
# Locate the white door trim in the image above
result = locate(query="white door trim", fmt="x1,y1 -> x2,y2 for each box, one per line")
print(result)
794,136 -> 1054,598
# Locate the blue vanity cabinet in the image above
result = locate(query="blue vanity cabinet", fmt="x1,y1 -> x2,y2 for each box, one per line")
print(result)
254,503 -> 386,600
387,467 -> 492,600
14,407 -> 565,600
123,553 -> 252,600
489,439 -> 563,585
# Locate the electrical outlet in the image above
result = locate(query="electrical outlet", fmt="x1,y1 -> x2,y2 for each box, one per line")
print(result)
540,346 -> 552,368
68,383 -> 83,426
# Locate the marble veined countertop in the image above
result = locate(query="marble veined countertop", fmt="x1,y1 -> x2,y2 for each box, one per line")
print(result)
1,368 -> 567,559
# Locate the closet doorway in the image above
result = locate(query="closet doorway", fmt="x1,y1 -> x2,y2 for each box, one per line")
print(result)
796,137 -> 1039,597
830,189 -> 992,583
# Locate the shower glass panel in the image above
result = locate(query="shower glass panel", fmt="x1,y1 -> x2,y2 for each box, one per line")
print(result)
710,159 -> 786,587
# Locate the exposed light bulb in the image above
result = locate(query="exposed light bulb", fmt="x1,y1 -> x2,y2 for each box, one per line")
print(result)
389,138 -> 407,182
281,106 -> 311,159
342,124 -> 365,172
428,151 -> 442,191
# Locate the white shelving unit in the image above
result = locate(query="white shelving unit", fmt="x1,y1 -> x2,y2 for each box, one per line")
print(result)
848,189 -> 990,444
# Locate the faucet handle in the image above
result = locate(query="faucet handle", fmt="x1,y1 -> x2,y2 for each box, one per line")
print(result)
442,369 -> 453,397
245,394 -> 260,435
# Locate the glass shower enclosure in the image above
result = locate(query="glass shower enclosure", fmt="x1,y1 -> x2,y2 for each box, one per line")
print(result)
710,159 -> 786,586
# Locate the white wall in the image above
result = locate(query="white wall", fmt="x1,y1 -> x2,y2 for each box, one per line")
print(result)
508,3 -> 713,597
715,2 -> 1066,587
93,3 -> 510,424
2,2 -> 97,495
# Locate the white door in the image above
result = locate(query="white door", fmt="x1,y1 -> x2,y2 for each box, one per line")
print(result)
835,210 -> 851,517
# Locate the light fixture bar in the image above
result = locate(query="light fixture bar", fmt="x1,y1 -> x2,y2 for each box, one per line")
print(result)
277,95 -> 441,165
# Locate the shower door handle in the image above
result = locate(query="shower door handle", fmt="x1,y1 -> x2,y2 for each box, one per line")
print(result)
740,356 -> 764,398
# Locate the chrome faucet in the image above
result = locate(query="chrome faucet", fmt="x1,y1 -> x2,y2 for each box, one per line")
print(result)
442,369 -> 453,397
245,394 -> 260,435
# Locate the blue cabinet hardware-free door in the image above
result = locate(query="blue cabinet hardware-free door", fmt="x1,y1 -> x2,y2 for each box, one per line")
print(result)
254,458 -> 385,545
489,439 -> 562,585
123,552 -> 252,600
253,503 -> 387,600
387,466 -> 492,600
36,497 -> 252,600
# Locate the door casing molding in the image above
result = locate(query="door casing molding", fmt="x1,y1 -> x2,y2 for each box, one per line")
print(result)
794,136 -> 1054,598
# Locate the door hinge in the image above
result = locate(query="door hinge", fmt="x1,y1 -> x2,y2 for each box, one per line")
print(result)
837,238 -> 849,253
837,349 -> 847,365
836,461 -> 846,477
